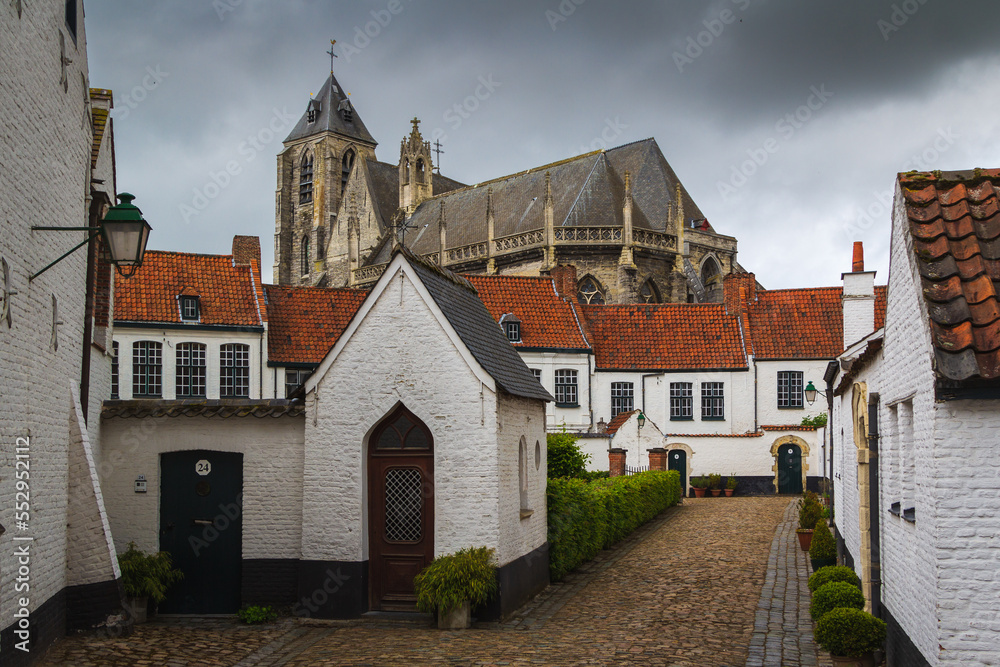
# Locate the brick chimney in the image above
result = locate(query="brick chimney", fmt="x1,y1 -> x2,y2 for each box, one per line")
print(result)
723,272 -> 756,316
549,264 -> 578,300
232,235 -> 261,267
842,241 -> 876,349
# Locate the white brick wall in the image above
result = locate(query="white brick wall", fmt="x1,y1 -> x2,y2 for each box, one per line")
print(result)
520,350 -> 591,431
0,0 -> 93,635
495,393 -> 547,567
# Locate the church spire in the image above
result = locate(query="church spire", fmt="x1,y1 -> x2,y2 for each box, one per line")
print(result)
399,118 -> 433,216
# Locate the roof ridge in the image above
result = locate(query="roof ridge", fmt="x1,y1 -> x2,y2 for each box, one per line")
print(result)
605,137 -> 655,152
264,283 -> 368,293
144,249 -> 235,260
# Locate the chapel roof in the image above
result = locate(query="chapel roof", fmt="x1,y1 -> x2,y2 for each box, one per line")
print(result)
363,158 -> 465,230
264,284 -> 368,364
899,168 -> 1000,381
465,275 -> 590,351
605,409 -> 637,436
115,250 -> 263,328
284,73 -> 377,146
580,303 -> 748,371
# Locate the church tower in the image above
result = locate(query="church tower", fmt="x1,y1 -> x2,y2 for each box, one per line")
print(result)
274,72 -> 377,285
399,118 -> 433,216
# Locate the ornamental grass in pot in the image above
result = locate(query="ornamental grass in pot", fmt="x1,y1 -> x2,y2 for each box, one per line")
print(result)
117,542 -> 184,624
809,519 -> 837,572
414,546 -> 497,629
814,607 -> 886,667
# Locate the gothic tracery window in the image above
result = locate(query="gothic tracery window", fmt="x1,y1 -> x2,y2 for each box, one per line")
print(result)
577,276 -> 605,305
341,149 -> 355,198
640,279 -> 661,303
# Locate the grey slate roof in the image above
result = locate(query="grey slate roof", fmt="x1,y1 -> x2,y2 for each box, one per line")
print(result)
364,159 -> 465,230
284,73 -> 377,146
403,249 -> 553,402
370,138 -> 706,262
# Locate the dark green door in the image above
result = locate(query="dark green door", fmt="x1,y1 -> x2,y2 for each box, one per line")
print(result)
777,444 -> 802,494
159,450 -> 243,614
667,449 -> 687,495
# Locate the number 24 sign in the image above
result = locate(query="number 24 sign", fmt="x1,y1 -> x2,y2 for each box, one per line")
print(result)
196,460 -> 212,476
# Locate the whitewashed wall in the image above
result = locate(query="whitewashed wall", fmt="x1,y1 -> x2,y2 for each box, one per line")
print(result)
521,350 -> 591,431
755,359 -> 832,427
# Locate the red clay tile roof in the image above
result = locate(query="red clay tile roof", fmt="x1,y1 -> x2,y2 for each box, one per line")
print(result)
900,169 -> 1000,381
743,285 -> 887,359
115,250 -> 262,327
581,304 -> 747,370
761,425 -> 819,431
465,275 -> 590,350
264,284 -> 368,364
605,410 -> 637,436
665,432 -> 764,438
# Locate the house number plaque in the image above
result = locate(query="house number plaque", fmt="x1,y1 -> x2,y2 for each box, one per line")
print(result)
195,460 -> 212,476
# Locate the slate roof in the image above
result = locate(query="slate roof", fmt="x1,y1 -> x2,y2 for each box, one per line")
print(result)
115,250 -> 263,328
900,169 -> 1000,381
284,73 -> 377,146
464,275 -> 590,350
264,284 -> 368,364
364,158 -> 465,231
403,251 -> 553,402
372,138 -> 707,262
581,304 -> 748,371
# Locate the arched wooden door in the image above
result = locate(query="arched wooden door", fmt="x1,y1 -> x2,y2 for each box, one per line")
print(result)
368,404 -> 434,611
777,444 -> 803,494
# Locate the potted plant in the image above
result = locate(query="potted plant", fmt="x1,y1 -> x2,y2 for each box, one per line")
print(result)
809,518 -> 837,572
117,542 -> 184,624
809,581 -> 866,621
814,607 -> 886,667
797,495 -> 824,551
708,473 -> 723,497
808,566 -> 861,593
414,546 -> 497,629
725,474 -> 737,497
690,476 -> 708,498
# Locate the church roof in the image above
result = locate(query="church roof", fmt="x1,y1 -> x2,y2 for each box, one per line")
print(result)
364,159 -> 465,231
264,284 -> 368,364
284,73 -> 376,146
371,138 -> 706,262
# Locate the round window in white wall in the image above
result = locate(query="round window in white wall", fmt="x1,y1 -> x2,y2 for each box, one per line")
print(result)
535,441 -> 541,470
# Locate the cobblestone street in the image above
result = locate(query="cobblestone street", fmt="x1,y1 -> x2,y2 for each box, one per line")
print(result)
40,497 -> 825,667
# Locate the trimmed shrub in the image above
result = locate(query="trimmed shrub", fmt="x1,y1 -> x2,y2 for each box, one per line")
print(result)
810,519 -> 837,560
810,581 -> 866,620
814,607 -> 886,657
798,497 -> 824,531
547,470 -> 681,580
413,547 -> 497,615
808,566 -> 861,593
547,431 -> 590,479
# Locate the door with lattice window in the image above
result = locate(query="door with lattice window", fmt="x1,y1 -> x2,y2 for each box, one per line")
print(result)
368,404 -> 434,611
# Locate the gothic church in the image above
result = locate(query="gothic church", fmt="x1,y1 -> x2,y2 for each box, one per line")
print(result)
273,72 -> 746,304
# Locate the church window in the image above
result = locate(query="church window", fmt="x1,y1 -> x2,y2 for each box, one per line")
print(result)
577,276 -> 605,305
670,382 -> 693,420
777,371 -> 803,408
555,369 -> 578,407
640,279 -> 661,303
701,256 -> 722,301
220,343 -> 250,398
132,340 -> 162,397
300,235 -> 310,276
341,149 -> 355,198
299,153 -> 314,204
701,382 -> 724,420
373,405 -> 432,451
176,342 -> 207,398
611,382 -> 633,417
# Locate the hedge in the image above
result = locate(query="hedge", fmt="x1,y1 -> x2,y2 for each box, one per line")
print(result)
547,470 -> 681,580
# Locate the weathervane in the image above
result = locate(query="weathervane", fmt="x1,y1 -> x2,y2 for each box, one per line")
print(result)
433,140 -> 445,173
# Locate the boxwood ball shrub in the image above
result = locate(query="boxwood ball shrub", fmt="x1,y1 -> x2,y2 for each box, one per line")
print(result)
809,518 -> 837,560
413,546 -> 497,615
809,565 -> 861,593
810,581 -> 866,620
814,607 -> 886,658
798,497 -> 824,531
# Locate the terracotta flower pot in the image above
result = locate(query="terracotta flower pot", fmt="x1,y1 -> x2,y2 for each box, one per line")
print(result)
692,487 -> 707,498
724,489 -> 734,497
830,652 -> 876,667
796,529 -> 814,552
710,489 -> 722,497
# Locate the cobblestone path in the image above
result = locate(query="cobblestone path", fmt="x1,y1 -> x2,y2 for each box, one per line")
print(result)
40,496 -> 812,667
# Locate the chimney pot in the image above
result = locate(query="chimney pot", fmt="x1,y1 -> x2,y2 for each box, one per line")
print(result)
852,241 -> 864,272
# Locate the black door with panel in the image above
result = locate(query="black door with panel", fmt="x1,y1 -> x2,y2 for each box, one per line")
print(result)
159,450 -> 243,613
777,444 -> 803,494
667,449 -> 688,495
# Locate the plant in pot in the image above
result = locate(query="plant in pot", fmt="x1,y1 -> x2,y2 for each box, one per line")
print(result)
117,542 -> 184,624
814,607 -> 886,667
690,475 -> 708,498
797,495 -> 824,552
725,474 -> 737,497
708,473 -> 723,496
414,546 -> 497,629
808,566 -> 861,593
809,518 -> 837,572
809,581 -> 865,621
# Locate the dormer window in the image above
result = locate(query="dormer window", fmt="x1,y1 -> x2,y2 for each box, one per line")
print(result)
500,314 -> 521,343
179,295 -> 199,321
338,99 -> 353,123
306,99 -> 321,123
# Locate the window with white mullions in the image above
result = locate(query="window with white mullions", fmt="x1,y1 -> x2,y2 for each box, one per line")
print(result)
611,382 -> 633,417
555,369 -> 578,406
175,342 -> 207,397
670,382 -> 693,420
778,371 -> 804,408
701,382 -> 724,420
220,343 -> 250,398
132,340 -> 162,397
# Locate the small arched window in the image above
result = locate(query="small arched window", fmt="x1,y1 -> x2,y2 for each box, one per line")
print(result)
640,279 -> 661,304
341,149 -> 355,198
300,235 -> 310,276
701,256 -> 723,302
518,436 -> 530,513
299,152 -> 314,204
577,276 -> 606,305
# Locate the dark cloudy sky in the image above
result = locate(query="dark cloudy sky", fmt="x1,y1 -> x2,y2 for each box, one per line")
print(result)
84,0 -> 1000,289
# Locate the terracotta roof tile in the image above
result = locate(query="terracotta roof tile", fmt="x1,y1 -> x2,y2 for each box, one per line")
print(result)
581,304 -> 747,371
264,284 -> 368,365
115,251 -> 262,327
665,431 -> 764,438
465,275 -> 590,350
605,410 -> 637,436
899,169 -> 1000,381
761,425 -> 818,431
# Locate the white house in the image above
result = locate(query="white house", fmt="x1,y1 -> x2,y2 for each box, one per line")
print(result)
831,170 -> 1000,666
